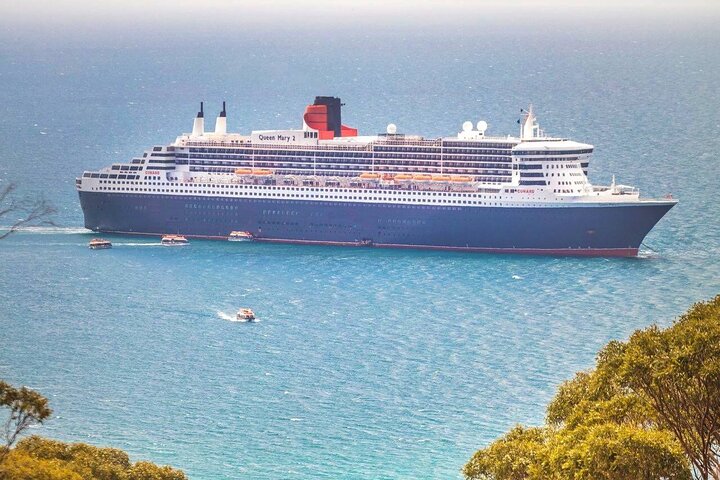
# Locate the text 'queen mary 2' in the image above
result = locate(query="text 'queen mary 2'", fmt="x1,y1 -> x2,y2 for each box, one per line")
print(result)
76,97 -> 677,256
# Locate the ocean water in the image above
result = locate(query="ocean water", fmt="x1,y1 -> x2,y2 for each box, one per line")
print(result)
1,11 -> 720,479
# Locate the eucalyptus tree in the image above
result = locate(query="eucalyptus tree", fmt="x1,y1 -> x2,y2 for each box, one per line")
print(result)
464,295 -> 720,480
0,381 -> 52,463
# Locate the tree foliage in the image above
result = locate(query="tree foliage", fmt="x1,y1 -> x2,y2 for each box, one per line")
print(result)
0,381 -> 186,479
0,381 -> 52,461
463,426 -> 547,480
615,296 -> 720,479
0,436 -> 186,480
465,295 -> 720,480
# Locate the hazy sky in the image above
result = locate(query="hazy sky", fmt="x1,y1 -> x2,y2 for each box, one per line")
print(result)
5,0 -> 719,31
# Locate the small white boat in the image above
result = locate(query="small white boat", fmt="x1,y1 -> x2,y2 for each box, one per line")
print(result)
236,308 -> 256,321
161,235 -> 189,246
88,238 -> 112,249
228,231 -> 254,242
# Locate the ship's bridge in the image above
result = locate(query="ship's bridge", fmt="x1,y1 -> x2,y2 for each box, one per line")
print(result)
512,139 -> 595,194
512,139 -> 594,154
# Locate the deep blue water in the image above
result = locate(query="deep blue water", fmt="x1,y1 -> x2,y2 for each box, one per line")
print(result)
1,11 -> 720,479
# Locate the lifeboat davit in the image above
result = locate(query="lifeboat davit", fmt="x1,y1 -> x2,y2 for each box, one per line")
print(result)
359,172 -> 381,179
451,176 -> 473,183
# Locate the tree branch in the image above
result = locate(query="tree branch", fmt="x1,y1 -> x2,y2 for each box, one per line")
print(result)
0,183 -> 57,239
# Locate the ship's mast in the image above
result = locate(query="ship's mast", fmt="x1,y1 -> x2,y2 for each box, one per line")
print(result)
520,105 -> 540,140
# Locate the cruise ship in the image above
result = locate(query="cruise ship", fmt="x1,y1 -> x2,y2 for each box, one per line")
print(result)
76,96 -> 676,256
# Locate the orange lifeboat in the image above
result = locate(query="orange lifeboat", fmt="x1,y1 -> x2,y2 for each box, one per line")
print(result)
450,175 -> 474,183
236,308 -> 256,321
161,235 -> 189,246
413,174 -> 432,181
359,172 -> 381,179
394,174 -> 413,180
234,168 -> 253,175
251,169 -> 274,176
432,175 -> 452,182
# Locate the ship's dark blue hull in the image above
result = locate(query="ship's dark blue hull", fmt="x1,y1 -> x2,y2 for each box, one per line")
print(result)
78,192 -> 675,256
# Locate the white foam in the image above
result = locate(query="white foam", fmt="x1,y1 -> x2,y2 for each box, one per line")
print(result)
637,249 -> 659,259
216,311 -> 259,323
512,275 -> 523,280
4,226 -> 91,235
217,311 -> 236,321
114,242 -> 163,247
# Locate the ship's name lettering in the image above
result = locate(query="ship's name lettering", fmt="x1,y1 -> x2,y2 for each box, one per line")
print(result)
146,170 -> 160,175
258,134 -> 296,142
517,189 -> 535,194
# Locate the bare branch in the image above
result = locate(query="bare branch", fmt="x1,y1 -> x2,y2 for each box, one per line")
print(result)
0,182 -> 57,239
0,184 -> 16,204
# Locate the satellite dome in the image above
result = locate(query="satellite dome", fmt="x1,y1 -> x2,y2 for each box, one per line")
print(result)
387,123 -> 397,134
462,121 -> 473,132
477,120 -> 488,133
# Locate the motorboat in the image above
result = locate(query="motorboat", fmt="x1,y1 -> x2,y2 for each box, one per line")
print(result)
161,235 -> 189,246
236,308 -> 256,321
88,238 -> 112,249
228,231 -> 254,242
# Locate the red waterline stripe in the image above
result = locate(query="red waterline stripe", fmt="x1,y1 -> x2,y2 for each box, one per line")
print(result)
259,239 -> 638,257
375,242 -> 638,257
102,230 -> 638,257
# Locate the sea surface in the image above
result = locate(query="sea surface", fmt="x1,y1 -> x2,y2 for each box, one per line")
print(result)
1,12 -> 720,479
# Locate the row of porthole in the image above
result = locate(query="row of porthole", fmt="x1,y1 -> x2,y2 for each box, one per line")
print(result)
94,182 -> 504,199
90,192 -> 570,209
92,187 -> 511,206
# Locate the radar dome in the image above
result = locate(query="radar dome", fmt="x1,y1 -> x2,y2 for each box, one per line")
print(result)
387,123 -> 397,134
462,121 -> 473,132
477,120 -> 488,133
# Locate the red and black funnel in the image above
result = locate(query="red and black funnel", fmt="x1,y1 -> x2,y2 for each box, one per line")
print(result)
303,96 -> 357,139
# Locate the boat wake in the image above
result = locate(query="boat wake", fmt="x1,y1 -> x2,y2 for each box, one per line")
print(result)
637,249 -> 660,259
216,311 -> 258,323
2,226 -> 91,235
114,242 -> 163,247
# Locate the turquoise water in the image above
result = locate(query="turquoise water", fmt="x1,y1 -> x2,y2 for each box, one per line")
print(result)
1,12 -> 720,479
